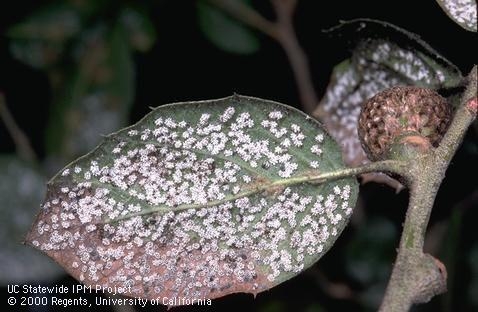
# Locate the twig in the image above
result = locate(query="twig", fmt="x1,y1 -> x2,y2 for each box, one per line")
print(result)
0,92 -> 38,162
271,0 -> 318,113
379,66 -> 477,311
208,0 -> 278,38
208,0 -> 318,113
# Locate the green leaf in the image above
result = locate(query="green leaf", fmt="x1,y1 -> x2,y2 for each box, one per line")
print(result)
469,242 -> 478,307
7,4 -> 82,68
119,6 -> 156,52
7,4 -> 81,41
315,19 -> 463,169
197,0 -> 260,54
0,156 -> 62,284
345,217 -> 396,285
9,40 -> 64,69
345,217 -> 396,309
436,0 -> 477,32
27,95 -> 358,302
45,23 -> 134,159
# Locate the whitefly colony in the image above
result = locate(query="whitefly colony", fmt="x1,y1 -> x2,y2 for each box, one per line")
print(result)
27,95 -> 357,302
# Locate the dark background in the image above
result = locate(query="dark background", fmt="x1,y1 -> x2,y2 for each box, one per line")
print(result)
0,1 -> 477,311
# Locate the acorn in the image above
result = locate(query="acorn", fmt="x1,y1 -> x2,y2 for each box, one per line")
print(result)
358,86 -> 451,161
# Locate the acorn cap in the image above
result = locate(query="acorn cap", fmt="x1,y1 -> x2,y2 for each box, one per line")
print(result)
358,86 -> 451,161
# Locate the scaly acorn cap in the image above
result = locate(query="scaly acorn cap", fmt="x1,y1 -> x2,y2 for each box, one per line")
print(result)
358,86 -> 451,161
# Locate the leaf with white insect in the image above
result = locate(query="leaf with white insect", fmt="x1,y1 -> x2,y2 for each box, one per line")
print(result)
314,19 -> 462,186
436,0 -> 477,32
0,156 -> 62,284
27,95 -> 358,303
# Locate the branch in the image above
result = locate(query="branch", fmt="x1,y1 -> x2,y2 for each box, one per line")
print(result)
0,92 -> 38,163
437,66 -> 477,162
208,0 -> 319,113
207,0 -> 278,38
293,159 -> 408,185
379,66 -> 477,311
271,0 -> 318,114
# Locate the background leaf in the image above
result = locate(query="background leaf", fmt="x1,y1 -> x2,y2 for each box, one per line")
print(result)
469,242 -> 478,308
27,95 -> 358,303
7,4 -> 82,68
345,217 -> 396,309
314,19 -> 463,178
436,0 -> 477,32
0,156 -> 62,284
197,0 -> 260,54
45,23 -> 134,160
119,6 -> 156,52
